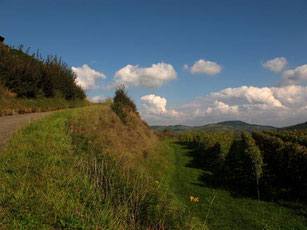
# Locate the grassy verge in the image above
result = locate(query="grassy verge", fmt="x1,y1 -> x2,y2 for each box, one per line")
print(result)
0,97 -> 90,116
0,105 -> 189,229
0,84 -> 90,116
167,141 -> 307,230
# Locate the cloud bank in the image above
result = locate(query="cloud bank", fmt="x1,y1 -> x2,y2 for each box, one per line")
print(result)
140,85 -> 307,127
280,64 -> 307,86
262,57 -> 288,72
113,63 -> 177,88
72,64 -> 106,90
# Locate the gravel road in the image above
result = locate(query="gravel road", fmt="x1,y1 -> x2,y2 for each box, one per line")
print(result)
0,112 -> 53,152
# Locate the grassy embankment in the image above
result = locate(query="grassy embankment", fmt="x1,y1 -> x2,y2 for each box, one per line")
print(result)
0,103 -> 191,229
0,83 -> 89,116
167,141 -> 307,230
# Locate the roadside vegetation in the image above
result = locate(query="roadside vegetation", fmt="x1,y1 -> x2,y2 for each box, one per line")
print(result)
0,43 -> 88,116
0,83 -> 89,116
0,89 -> 190,229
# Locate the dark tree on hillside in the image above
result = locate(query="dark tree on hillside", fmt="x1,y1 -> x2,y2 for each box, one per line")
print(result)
0,43 -> 86,99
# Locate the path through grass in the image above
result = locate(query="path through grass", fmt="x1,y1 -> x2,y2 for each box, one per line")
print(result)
168,141 -> 307,230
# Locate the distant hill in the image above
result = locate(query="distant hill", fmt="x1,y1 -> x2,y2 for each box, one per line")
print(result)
280,121 -> 307,130
151,120 -> 276,133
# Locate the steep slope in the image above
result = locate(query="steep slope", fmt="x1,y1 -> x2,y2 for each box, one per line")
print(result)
0,83 -> 89,116
0,43 -> 85,99
0,103 -> 187,229
0,43 -> 88,116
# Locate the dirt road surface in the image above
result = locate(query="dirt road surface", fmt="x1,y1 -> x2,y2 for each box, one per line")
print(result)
0,112 -> 53,152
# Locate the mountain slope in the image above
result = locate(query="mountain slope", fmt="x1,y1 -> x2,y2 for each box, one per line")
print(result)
281,121 -> 307,130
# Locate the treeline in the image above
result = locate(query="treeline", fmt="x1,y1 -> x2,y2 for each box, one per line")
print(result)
0,43 -> 85,99
179,129 -> 307,201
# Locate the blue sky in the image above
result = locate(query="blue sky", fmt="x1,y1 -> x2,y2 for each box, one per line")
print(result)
1,0 -> 307,126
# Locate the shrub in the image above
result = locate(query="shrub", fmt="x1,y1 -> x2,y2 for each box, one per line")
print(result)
0,43 -> 86,100
111,86 -> 137,122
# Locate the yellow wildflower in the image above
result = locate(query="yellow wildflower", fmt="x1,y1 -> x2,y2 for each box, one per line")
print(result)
190,196 -> 195,201
154,181 -> 159,184
194,197 -> 199,202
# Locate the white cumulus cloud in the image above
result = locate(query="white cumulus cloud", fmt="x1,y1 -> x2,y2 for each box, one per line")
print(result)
140,94 -> 180,125
187,59 -> 222,75
140,86 -> 307,127
141,94 -> 167,114
113,63 -> 177,89
211,86 -> 284,107
262,57 -> 288,72
207,101 -> 239,115
280,64 -> 307,86
72,64 -> 106,90
89,95 -> 105,103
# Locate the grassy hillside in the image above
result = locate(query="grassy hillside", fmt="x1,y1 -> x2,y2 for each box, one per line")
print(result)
281,121 -> 307,130
0,43 -> 85,99
0,43 -> 89,115
0,83 -> 89,116
0,101 -> 189,229
151,120 -> 276,134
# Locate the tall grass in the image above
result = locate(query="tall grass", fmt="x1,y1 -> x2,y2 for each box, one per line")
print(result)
0,104 -> 189,229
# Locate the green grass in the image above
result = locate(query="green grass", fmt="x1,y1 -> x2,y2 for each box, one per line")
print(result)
0,81 -> 90,116
0,108 -> 110,229
1,104 -> 305,229
0,105 -> 188,229
0,96 -> 90,116
167,141 -> 307,230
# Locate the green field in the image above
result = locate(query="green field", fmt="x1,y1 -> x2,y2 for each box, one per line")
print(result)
166,141 -> 307,230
